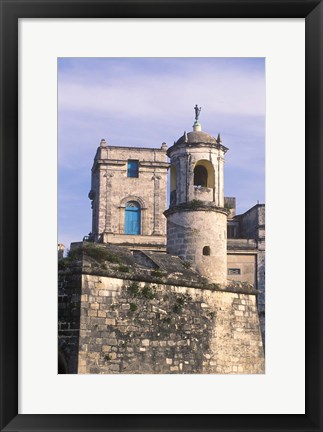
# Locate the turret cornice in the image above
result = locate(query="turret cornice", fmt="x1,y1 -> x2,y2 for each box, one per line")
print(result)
167,141 -> 228,158
164,201 -> 230,217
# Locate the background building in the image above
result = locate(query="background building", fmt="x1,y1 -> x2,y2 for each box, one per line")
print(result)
226,200 -> 265,343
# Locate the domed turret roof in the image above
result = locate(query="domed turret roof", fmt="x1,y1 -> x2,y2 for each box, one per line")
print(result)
167,106 -> 228,155
174,130 -> 218,146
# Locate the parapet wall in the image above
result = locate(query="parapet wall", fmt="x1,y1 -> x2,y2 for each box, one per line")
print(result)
59,271 -> 265,374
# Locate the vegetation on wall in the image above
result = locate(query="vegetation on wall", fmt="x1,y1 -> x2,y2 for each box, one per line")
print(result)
58,243 -> 121,270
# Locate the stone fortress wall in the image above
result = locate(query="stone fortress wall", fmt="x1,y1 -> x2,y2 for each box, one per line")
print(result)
58,248 -> 264,374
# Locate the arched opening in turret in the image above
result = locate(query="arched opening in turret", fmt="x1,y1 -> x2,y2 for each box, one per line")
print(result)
194,166 -> 208,187
193,160 -> 215,188
170,164 -> 177,206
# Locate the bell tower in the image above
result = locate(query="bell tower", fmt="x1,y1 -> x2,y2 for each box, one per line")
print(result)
165,106 -> 229,285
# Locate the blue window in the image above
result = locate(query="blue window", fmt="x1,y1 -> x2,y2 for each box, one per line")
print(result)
124,201 -> 141,235
127,160 -> 139,178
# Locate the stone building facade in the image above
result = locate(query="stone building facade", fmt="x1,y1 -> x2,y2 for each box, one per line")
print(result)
89,141 -> 169,251
227,202 -> 265,343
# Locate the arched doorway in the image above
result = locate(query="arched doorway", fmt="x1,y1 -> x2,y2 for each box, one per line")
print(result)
124,201 -> 141,234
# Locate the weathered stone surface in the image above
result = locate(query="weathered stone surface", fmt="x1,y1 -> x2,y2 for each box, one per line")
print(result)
227,204 -> 265,346
166,209 -> 228,285
65,242 -> 255,293
58,272 -> 265,374
89,144 -> 169,249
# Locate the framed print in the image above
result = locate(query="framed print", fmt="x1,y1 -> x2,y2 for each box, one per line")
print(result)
1,0 -> 322,431
57,56 -> 266,378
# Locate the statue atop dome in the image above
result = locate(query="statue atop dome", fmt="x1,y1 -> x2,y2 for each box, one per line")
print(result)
194,104 -> 201,121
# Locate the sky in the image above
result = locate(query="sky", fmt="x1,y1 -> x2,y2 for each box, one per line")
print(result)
58,57 -> 265,250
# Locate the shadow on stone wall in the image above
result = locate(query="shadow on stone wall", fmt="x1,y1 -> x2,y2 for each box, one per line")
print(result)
58,272 -> 82,374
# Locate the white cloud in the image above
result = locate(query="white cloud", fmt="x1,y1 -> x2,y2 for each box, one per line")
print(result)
58,61 -> 265,119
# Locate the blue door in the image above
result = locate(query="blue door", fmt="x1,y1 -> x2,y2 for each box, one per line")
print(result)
124,201 -> 141,234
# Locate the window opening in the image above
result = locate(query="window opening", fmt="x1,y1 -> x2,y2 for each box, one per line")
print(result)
227,226 -> 237,238
203,246 -> 211,256
127,160 -> 139,178
228,268 -> 241,275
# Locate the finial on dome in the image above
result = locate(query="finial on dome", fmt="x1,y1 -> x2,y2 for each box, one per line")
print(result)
193,104 -> 202,131
194,104 -> 201,121
184,131 -> 188,143
217,133 -> 222,144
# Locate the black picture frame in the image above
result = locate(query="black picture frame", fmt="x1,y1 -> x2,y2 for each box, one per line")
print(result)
1,1 -> 322,431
